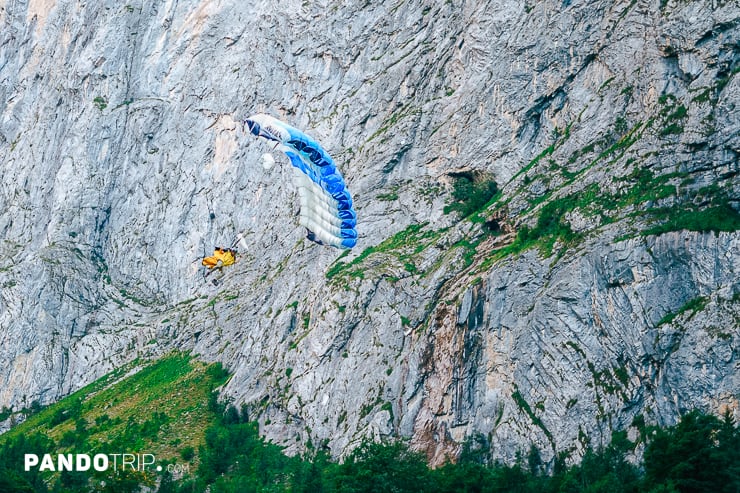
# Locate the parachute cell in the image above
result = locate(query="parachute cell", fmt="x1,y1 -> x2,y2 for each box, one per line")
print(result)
244,113 -> 358,249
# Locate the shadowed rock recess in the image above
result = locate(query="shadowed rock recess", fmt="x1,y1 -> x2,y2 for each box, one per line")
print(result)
1,0 -> 738,465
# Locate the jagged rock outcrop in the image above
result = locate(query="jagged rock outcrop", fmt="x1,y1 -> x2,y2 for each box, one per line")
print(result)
1,0 -> 738,465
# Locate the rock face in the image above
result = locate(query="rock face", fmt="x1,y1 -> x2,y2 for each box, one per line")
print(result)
1,0 -> 738,465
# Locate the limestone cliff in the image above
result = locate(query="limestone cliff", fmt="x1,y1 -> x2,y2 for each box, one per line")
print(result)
1,0 -> 738,465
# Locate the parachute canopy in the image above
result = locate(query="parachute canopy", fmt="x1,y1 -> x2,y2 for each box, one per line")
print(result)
244,113 -> 357,249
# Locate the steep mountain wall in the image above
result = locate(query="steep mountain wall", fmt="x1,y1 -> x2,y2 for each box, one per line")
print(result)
1,0 -> 738,464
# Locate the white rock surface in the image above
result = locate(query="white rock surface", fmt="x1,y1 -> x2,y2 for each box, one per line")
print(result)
1,0 -> 738,464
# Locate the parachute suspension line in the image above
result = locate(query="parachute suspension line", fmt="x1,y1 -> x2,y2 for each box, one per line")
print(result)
236,233 -> 249,250
227,233 -> 244,250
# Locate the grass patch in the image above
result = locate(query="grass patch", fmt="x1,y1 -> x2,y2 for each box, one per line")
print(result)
444,175 -> 499,218
657,296 -> 709,326
0,352 -> 230,489
479,163 -> 692,264
93,96 -> 107,111
515,196 -> 584,257
660,123 -> 684,136
512,386 -> 554,448
511,144 -> 556,184
657,95 -> 688,136
326,223 -> 443,283
366,105 -> 420,143
643,203 -> 740,236
377,191 -> 399,201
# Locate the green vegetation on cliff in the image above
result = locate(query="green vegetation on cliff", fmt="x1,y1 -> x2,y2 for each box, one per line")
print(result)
1,354 -> 739,492
0,352 -> 229,492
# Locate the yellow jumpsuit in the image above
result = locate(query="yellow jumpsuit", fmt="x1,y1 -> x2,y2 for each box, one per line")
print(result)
202,248 -> 236,269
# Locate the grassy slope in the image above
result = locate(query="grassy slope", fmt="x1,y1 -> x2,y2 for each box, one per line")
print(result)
1,352 -> 228,471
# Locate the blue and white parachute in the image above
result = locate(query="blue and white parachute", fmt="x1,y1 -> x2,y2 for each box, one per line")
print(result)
244,113 -> 357,249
